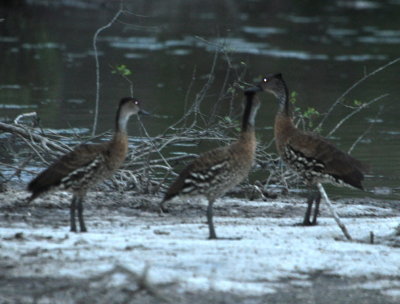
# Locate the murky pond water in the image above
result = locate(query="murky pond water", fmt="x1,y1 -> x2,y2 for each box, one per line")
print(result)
0,0 -> 399,199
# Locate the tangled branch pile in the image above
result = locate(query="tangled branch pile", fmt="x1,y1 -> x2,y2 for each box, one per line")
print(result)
0,57 -> 288,199
0,51 -> 391,199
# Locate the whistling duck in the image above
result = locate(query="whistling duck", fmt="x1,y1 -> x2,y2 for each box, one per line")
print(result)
161,90 -> 260,239
28,97 -> 147,232
249,73 -> 366,225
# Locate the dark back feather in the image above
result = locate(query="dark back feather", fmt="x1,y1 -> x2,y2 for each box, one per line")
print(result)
163,92 -> 258,203
287,129 -> 366,189
163,163 -> 195,202
163,146 -> 231,201
28,143 -> 108,200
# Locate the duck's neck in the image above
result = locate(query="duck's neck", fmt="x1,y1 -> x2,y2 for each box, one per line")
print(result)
110,108 -> 130,160
241,93 -> 258,133
274,81 -> 297,152
115,107 -> 131,135
112,107 -> 131,148
276,80 -> 291,118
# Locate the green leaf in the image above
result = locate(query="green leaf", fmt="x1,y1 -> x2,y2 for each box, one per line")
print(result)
224,116 -> 232,123
113,64 -> 132,77
314,126 -> 323,133
227,87 -> 235,94
290,91 -> 298,104
303,107 -> 320,119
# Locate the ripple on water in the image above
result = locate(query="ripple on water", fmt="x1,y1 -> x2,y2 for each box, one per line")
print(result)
336,0 -> 381,9
65,52 -> 92,62
371,29 -> 400,36
326,28 -> 358,37
168,49 -> 191,56
259,49 -> 328,60
366,118 -> 384,124
283,15 -> 321,24
242,26 -> 286,37
103,35 -> 330,61
21,42 -> 65,50
103,36 -> 162,51
358,36 -> 400,44
124,53 -> 146,59
66,99 -> 85,105
0,36 -> 19,43
0,85 -> 21,89
358,28 -> 400,44
381,131 -> 400,135
107,36 -> 199,52
334,54 -> 387,61
207,38 -> 269,54
0,104 -> 37,109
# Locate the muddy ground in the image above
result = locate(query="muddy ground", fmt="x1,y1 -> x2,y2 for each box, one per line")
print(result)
1,189 -> 400,304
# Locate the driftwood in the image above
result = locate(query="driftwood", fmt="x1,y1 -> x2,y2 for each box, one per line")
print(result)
0,121 -> 70,156
317,183 -> 353,241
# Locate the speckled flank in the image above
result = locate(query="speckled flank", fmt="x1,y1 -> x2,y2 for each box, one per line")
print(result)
162,92 -> 260,239
257,73 -> 366,225
27,97 -> 142,232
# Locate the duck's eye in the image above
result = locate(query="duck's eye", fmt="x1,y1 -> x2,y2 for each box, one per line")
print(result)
263,78 -> 268,83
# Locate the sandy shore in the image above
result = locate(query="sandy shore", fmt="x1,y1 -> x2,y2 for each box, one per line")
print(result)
1,190 -> 399,303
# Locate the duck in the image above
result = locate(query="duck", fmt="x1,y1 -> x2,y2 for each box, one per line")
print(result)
27,97 -> 147,232
160,90 -> 260,239
248,73 -> 366,225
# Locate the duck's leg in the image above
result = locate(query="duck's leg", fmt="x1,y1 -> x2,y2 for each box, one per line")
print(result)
303,192 -> 314,226
159,200 -> 169,214
70,195 -> 77,232
206,199 -> 242,240
303,190 -> 320,226
207,199 -> 217,240
311,191 -> 322,225
77,196 -> 87,232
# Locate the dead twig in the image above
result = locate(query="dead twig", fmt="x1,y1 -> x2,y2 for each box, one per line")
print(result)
317,183 -> 352,241
348,105 -> 384,154
0,122 -> 70,155
14,112 -> 38,125
92,2 -> 125,136
316,56 -> 400,131
326,93 -> 388,138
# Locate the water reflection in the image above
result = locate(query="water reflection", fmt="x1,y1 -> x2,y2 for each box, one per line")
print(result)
242,26 -> 286,36
21,42 -> 65,50
0,104 -> 37,109
334,54 -> 387,61
336,0 -> 381,9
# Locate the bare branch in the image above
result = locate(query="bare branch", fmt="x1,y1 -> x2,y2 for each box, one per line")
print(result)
348,105 -> 384,154
92,3 -> 124,136
0,122 -> 70,155
317,183 -> 352,241
316,56 -> 400,131
326,93 -> 389,137
14,112 -> 37,125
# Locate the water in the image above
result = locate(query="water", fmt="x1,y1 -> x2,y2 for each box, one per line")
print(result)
0,0 -> 399,199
